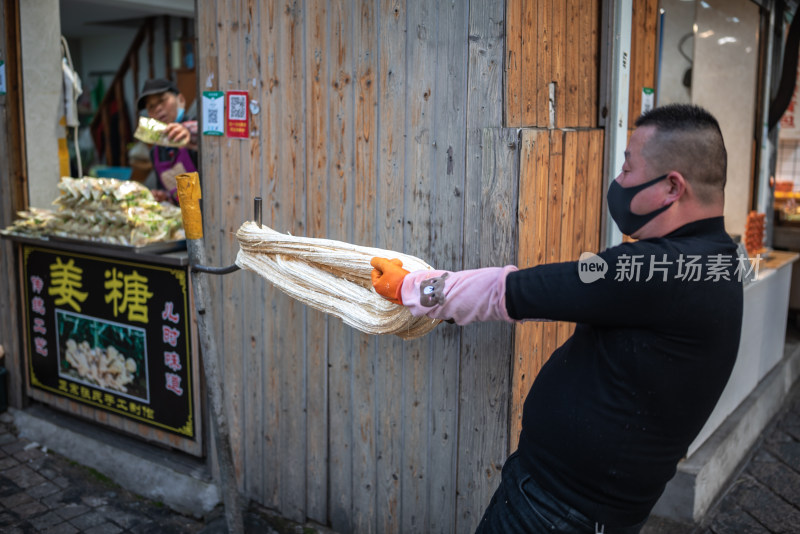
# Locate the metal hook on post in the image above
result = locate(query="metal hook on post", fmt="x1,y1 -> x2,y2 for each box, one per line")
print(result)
191,262 -> 240,275
176,172 -> 245,534
189,196 -> 262,274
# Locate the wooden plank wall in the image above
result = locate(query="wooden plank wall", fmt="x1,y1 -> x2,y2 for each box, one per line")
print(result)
196,1 -> 512,532
503,0 -> 606,448
505,0 -> 600,128
510,129 -> 604,446
628,0 -> 659,126
0,0 -> 27,409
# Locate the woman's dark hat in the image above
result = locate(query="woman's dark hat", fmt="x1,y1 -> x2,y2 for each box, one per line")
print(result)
137,78 -> 179,110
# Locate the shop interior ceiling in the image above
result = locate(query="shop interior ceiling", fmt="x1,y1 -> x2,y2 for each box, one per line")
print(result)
59,0 -> 193,38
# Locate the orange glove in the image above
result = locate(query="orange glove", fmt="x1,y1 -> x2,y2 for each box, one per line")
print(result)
370,257 -> 410,305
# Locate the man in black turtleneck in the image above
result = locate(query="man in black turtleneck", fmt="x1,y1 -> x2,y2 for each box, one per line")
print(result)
371,104 -> 744,533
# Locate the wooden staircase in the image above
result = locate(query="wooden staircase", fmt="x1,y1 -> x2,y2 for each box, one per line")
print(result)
89,16 -> 195,168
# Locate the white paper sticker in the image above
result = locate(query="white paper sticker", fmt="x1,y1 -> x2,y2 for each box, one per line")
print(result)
641,87 -> 654,114
202,91 -> 224,136
0,61 -> 6,95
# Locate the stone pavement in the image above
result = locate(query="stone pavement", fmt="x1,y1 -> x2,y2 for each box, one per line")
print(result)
642,377 -> 800,534
0,410 -> 322,534
0,410 -> 203,533
0,384 -> 798,534
696,381 -> 800,534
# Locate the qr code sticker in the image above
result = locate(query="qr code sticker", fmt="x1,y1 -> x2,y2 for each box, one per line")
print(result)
208,108 -> 218,124
229,95 -> 247,120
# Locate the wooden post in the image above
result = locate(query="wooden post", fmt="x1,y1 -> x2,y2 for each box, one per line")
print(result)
147,18 -> 155,79
113,81 -> 128,166
176,172 -> 244,534
164,15 -> 172,81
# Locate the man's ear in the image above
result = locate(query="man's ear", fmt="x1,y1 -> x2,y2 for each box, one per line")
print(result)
665,172 -> 687,204
177,93 -> 186,108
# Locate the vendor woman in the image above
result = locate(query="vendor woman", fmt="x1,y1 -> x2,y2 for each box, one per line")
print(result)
137,78 -> 198,204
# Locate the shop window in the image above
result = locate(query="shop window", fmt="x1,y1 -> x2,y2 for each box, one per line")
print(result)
656,0 -> 761,237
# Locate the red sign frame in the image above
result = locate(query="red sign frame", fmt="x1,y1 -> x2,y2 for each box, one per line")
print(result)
225,90 -> 249,139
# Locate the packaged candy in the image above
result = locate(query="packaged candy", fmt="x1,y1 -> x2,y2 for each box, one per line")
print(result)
133,116 -> 188,147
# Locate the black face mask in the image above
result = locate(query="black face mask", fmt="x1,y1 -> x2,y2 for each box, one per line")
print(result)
606,174 -> 673,236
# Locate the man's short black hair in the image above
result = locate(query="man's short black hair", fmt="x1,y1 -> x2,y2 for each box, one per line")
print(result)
635,104 -> 728,203
635,103 -> 722,135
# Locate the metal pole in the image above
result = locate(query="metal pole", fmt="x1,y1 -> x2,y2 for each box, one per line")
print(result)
189,197 -> 262,274
254,196 -> 262,228
603,0 -> 632,248
176,172 -> 244,534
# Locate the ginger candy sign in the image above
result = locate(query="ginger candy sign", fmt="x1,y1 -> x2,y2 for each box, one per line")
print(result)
22,245 -> 196,439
